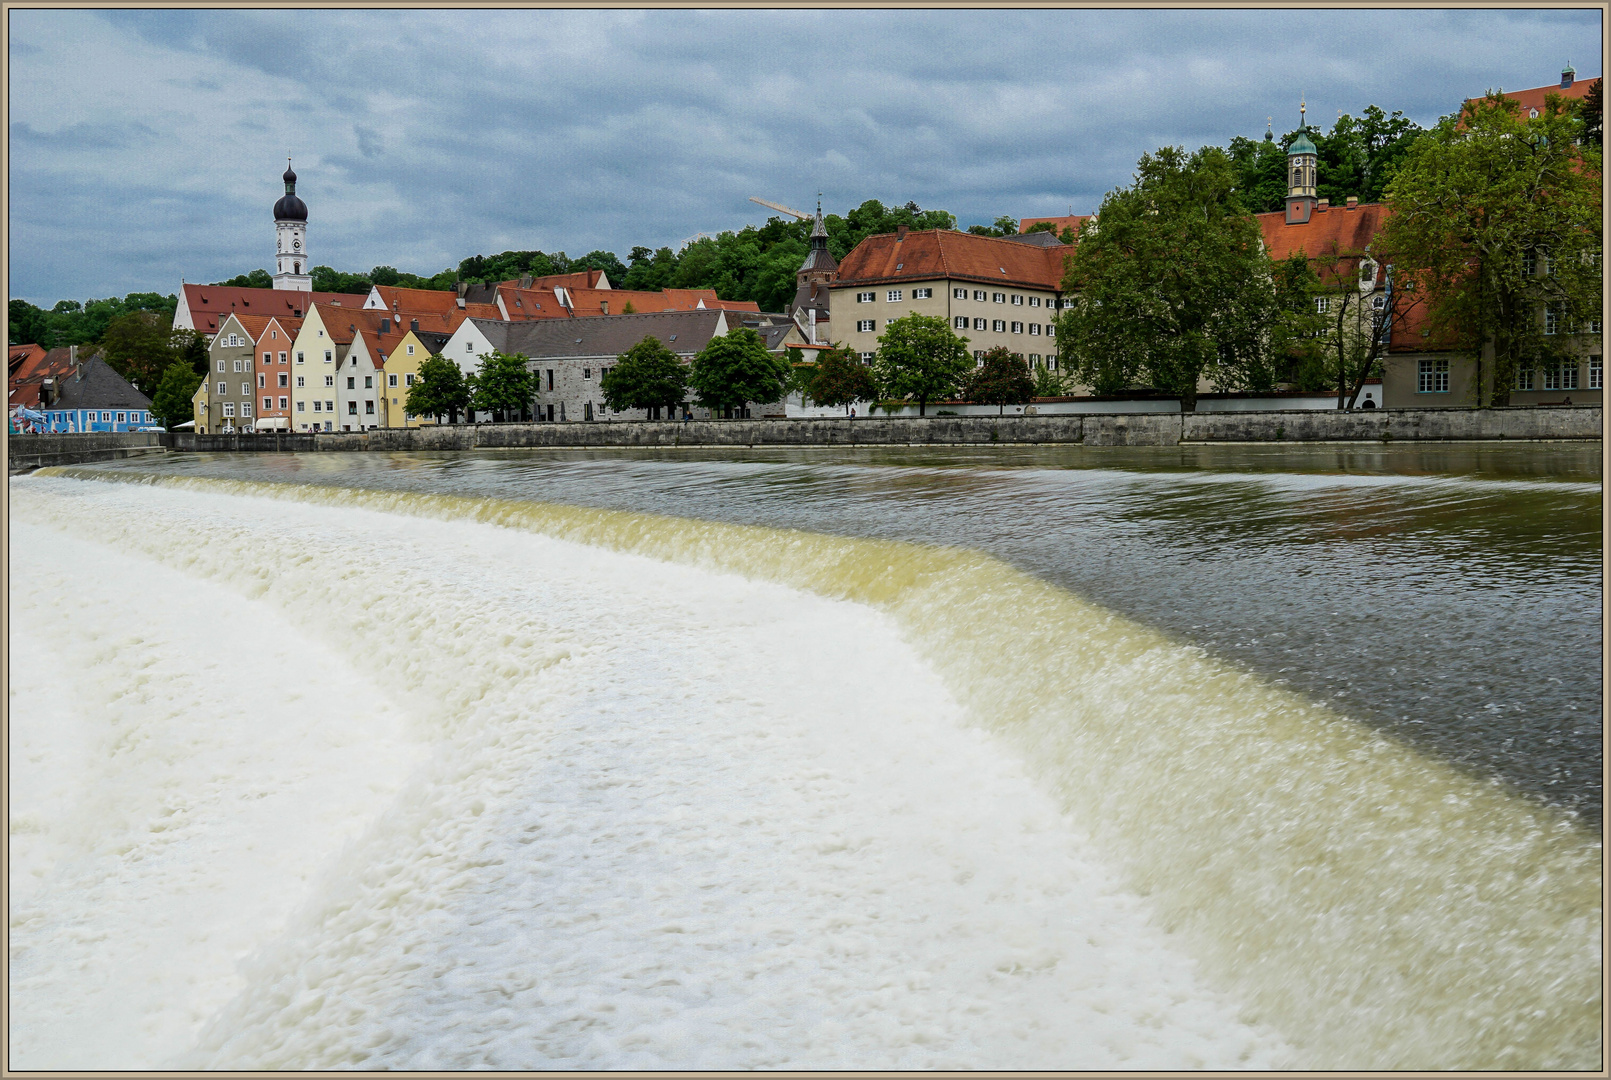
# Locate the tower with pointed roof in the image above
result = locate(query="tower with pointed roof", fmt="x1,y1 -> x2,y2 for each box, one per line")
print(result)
791,198 -> 839,343
1285,101 -> 1319,225
273,160 -> 312,292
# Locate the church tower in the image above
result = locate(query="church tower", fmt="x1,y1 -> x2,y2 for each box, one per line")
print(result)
791,199 -> 838,343
273,160 -> 312,292
1284,100 -> 1319,225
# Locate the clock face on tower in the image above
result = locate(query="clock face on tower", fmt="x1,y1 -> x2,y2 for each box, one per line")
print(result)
293,239 -> 300,250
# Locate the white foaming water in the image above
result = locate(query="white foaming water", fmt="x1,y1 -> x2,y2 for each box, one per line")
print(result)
9,476 -> 1289,1070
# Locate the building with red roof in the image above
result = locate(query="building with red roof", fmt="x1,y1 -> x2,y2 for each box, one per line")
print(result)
1471,64 -> 1599,119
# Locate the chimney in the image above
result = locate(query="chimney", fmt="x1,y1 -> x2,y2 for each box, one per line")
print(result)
410,318 -> 419,332
1317,199 -> 1329,211
1346,196 -> 1358,210
40,378 -> 54,407
69,344 -> 77,365
457,281 -> 469,299
897,225 -> 909,240
1563,64 -> 1576,88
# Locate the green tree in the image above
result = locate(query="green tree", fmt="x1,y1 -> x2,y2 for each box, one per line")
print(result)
1057,145 -> 1277,411
871,313 -> 972,416
149,361 -> 202,428
966,346 -> 1035,414
967,215 -> 1019,237
100,310 -> 184,393
310,266 -> 373,294
9,299 -> 45,346
600,336 -> 688,417
687,327 -> 790,415
1583,78 -> 1602,148
1377,92 -> 1602,405
406,353 -> 472,423
468,350 -> 537,422
805,344 -> 877,414
215,269 -> 274,288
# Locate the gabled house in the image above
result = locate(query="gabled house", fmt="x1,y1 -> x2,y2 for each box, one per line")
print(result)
380,328 -> 452,428
250,316 -> 303,430
206,314 -> 276,431
36,357 -> 155,432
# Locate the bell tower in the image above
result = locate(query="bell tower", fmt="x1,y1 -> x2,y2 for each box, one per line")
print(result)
272,159 -> 312,292
1284,100 -> 1319,225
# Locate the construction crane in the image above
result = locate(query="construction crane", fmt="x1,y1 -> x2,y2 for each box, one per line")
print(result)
748,196 -> 811,220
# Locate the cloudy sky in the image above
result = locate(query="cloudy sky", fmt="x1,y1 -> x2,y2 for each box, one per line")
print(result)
8,8 -> 1601,304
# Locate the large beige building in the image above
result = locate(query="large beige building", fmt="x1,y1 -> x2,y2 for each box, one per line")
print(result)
828,228 -> 1072,371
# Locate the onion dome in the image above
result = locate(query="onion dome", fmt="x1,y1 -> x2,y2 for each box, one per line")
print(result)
273,161 -> 307,221
1287,131 -> 1317,157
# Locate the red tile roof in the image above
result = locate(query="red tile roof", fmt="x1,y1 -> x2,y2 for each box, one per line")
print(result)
1256,203 -> 1392,263
1472,75 -> 1599,117
370,285 -> 463,319
9,346 -> 89,409
835,229 -> 1073,291
182,285 -> 364,336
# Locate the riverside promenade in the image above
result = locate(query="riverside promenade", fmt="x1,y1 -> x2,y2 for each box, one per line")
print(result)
9,405 -> 1602,472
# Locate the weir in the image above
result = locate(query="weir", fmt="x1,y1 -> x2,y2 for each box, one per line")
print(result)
18,465 -> 1601,1071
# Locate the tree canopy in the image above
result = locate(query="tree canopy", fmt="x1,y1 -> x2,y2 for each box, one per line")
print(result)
99,310 -> 198,394
1377,91 -> 1602,405
871,313 -> 972,416
469,350 -> 538,422
150,361 -> 203,428
1226,106 -> 1424,213
1057,145 -> 1277,410
966,346 -> 1035,413
801,344 -> 876,414
406,353 -> 472,423
9,292 -> 178,350
687,327 -> 790,414
600,336 -> 688,416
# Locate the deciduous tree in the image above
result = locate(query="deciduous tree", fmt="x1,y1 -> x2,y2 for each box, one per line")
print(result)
966,346 -> 1035,414
805,344 -> 877,414
1377,92 -> 1602,405
1057,146 -> 1277,411
406,353 -> 471,424
687,328 -> 790,415
469,350 -> 537,422
150,361 -> 203,428
600,336 -> 687,417
871,314 -> 973,416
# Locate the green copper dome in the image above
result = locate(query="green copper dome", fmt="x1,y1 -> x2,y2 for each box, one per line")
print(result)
1287,131 -> 1317,156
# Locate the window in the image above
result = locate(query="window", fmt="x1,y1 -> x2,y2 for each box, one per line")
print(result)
313,401 -> 322,412
546,370 -> 554,390
954,288 -> 968,299
279,352 -> 287,364
1030,296 -> 1042,308
297,401 -> 306,412
232,359 -> 242,373
388,374 -> 398,387
1371,294 -> 1387,311
348,401 -> 358,415
116,412 -> 126,423
857,319 -> 876,332
1417,358 -> 1450,393
584,368 -> 592,379
325,350 -> 333,363
993,292 -> 1006,303
973,318 -> 987,331
859,352 -> 876,363
405,373 -> 415,386
241,382 -> 251,396
325,375 -> 334,387
887,290 -> 903,302
346,377 -> 356,389
1046,324 -> 1056,338
326,399 -> 335,412
913,288 -> 932,299
406,344 -> 415,355
263,352 -> 272,365
1514,367 -> 1535,391
954,316 -> 969,329
364,376 -> 373,389
1030,354 -> 1041,365
1588,316 -> 1603,335
857,291 -> 875,303
263,396 -> 272,410
297,351 -> 305,364
224,402 -> 236,417
974,290 -> 987,301
1590,356 -> 1603,388
217,358 -> 225,372
1545,304 -> 1563,335
296,376 -> 305,387
365,401 -> 375,414
1544,359 -> 1579,390
257,373 -> 266,388
1030,323 -> 1041,336
217,381 -> 226,395
1010,321 -> 1023,334
1011,294 -> 1023,305
466,341 -> 474,353
278,372 -> 288,387
240,401 -> 252,416
992,320 -> 1006,332
1315,297 -> 1330,313
278,396 -> 288,409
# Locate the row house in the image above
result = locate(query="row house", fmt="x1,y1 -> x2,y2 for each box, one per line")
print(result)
440,308 -> 805,422
287,303 -> 392,432
206,314 -> 276,432
32,356 -> 155,432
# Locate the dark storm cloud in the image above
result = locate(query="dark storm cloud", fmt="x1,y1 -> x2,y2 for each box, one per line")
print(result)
8,8 -> 1601,303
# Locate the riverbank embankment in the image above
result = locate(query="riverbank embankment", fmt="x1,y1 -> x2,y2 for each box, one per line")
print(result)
10,405 -> 1600,472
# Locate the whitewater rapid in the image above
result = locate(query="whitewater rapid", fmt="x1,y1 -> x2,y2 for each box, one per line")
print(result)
9,475 -> 1290,1070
